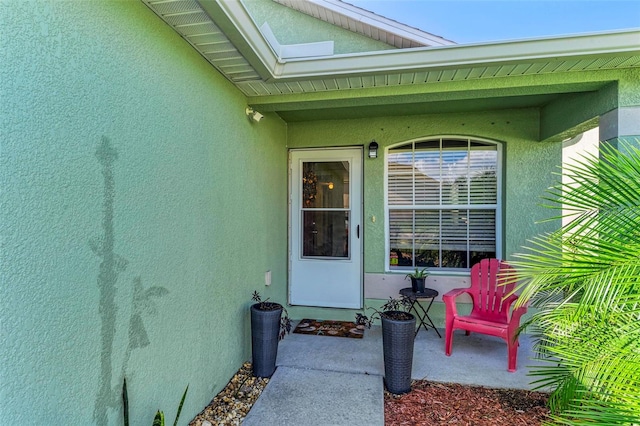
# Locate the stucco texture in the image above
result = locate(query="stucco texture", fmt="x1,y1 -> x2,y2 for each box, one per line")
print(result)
1,1 -> 287,424
3,0 -> 636,423
243,0 -> 395,54
286,109 -> 560,323
287,108 -> 560,273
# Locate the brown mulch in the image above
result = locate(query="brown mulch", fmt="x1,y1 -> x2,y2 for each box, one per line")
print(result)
385,380 -> 550,426
190,363 -> 550,426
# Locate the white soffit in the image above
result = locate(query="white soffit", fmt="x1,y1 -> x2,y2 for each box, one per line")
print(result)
141,0 -> 261,82
271,0 -> 456,48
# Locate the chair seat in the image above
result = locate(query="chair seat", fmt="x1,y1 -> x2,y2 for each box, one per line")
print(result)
455,315 -> 509,328
453,315 -> 509,338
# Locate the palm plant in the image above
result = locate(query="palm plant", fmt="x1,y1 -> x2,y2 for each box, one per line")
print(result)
510,140 -> 640,425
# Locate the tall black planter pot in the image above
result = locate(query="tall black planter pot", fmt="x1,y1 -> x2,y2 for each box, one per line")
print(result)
250,303 -> 283,378
381,311 -> 416,394
410,277 -> 426,293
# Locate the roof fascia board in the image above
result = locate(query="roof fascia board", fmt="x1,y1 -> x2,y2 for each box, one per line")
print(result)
273,30 -> 640,80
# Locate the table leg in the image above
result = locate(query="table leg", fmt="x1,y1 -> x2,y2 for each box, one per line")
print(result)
412,298 -> 442,338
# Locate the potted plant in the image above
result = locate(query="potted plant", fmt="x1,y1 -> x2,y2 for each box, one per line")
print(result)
356,297 -> 416,394
405,267 -> 428,293
250,291 -> 291,378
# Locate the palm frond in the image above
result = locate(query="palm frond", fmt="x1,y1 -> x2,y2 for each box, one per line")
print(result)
511,139 -> 640,423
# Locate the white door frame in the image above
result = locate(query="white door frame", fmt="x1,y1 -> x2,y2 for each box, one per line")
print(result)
288,147 -> 363,309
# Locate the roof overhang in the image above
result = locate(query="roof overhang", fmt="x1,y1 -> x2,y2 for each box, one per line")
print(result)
201,0 -> 640,82
143,0 -> 640,135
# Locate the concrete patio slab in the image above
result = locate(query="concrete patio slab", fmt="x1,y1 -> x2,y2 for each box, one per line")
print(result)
277,324 -> 544,390
244,323 -> 546,425
412,327 -> 546,390
242,366 -> 384,426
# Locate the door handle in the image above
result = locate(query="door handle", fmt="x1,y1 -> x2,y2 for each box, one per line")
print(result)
356,224 -> 360,239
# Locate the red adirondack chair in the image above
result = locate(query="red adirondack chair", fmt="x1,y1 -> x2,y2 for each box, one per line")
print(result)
443,258 -> 527,372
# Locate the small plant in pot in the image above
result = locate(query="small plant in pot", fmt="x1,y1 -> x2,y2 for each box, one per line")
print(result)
405,267 -> 428,293
356,296 -> 416,394
250,291 -> 292,378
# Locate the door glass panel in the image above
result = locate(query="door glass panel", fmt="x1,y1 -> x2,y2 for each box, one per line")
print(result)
303,162 -> 349,208
303,211 -> 349,258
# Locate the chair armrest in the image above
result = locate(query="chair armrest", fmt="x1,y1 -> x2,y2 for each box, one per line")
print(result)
510,303 -> 528,322
443,288 -> 472,317
443,287 -> 472,300
506,295 -> 528,332
502,293 -> 519,310
502,294 -> 528,313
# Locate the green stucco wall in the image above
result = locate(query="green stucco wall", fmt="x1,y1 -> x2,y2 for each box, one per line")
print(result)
286,109 -> 560,323
243,0 -> 396,54
287,109 -> 560,270
3,0 -> 636,422
0,1 -> 287,424
618,69 -> 640,107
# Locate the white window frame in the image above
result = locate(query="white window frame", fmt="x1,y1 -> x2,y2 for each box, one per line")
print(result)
384,136 -> 503,273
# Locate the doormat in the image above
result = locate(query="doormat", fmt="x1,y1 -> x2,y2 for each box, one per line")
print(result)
293,319 -> 365,338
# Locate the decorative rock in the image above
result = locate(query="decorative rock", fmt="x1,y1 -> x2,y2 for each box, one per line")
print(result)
188,362 -> 269,426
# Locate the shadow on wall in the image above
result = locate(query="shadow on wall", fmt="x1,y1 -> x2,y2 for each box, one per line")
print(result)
91,137 -> 168,425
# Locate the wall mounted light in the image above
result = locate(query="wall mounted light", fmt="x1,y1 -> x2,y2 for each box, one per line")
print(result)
245,107 -> 264,123
368,141 -> 379,158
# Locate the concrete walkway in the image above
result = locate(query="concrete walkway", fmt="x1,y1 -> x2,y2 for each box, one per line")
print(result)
243,324 -> 544,425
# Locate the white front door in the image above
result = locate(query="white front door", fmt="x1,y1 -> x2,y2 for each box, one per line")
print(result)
289,148 -> 363,308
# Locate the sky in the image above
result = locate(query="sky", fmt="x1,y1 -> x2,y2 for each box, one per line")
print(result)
347,0 -> 640,44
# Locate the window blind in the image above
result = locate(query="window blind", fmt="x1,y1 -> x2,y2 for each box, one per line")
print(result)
387,138 -> 499,270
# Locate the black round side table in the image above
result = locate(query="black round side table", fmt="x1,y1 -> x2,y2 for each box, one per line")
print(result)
399,287 -> 442,338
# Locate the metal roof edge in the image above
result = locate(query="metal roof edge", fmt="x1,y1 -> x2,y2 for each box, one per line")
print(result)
274,29 -> 640,79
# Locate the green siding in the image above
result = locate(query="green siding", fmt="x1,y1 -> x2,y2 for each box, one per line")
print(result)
0,1 -> 287,424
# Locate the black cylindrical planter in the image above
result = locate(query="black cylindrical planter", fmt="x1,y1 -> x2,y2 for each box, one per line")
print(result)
411,277 -> 426,293
381,311 -> 416,394
250,303 -> 283,378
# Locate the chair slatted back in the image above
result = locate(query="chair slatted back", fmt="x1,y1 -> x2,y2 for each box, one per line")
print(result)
470,259 -> 516,323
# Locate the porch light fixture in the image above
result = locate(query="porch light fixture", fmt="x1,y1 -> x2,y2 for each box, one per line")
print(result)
245,107 -> 264,123
368,141 -> 378,158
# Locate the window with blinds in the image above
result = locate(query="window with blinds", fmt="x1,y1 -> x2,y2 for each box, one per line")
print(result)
387,138 -> 500,271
